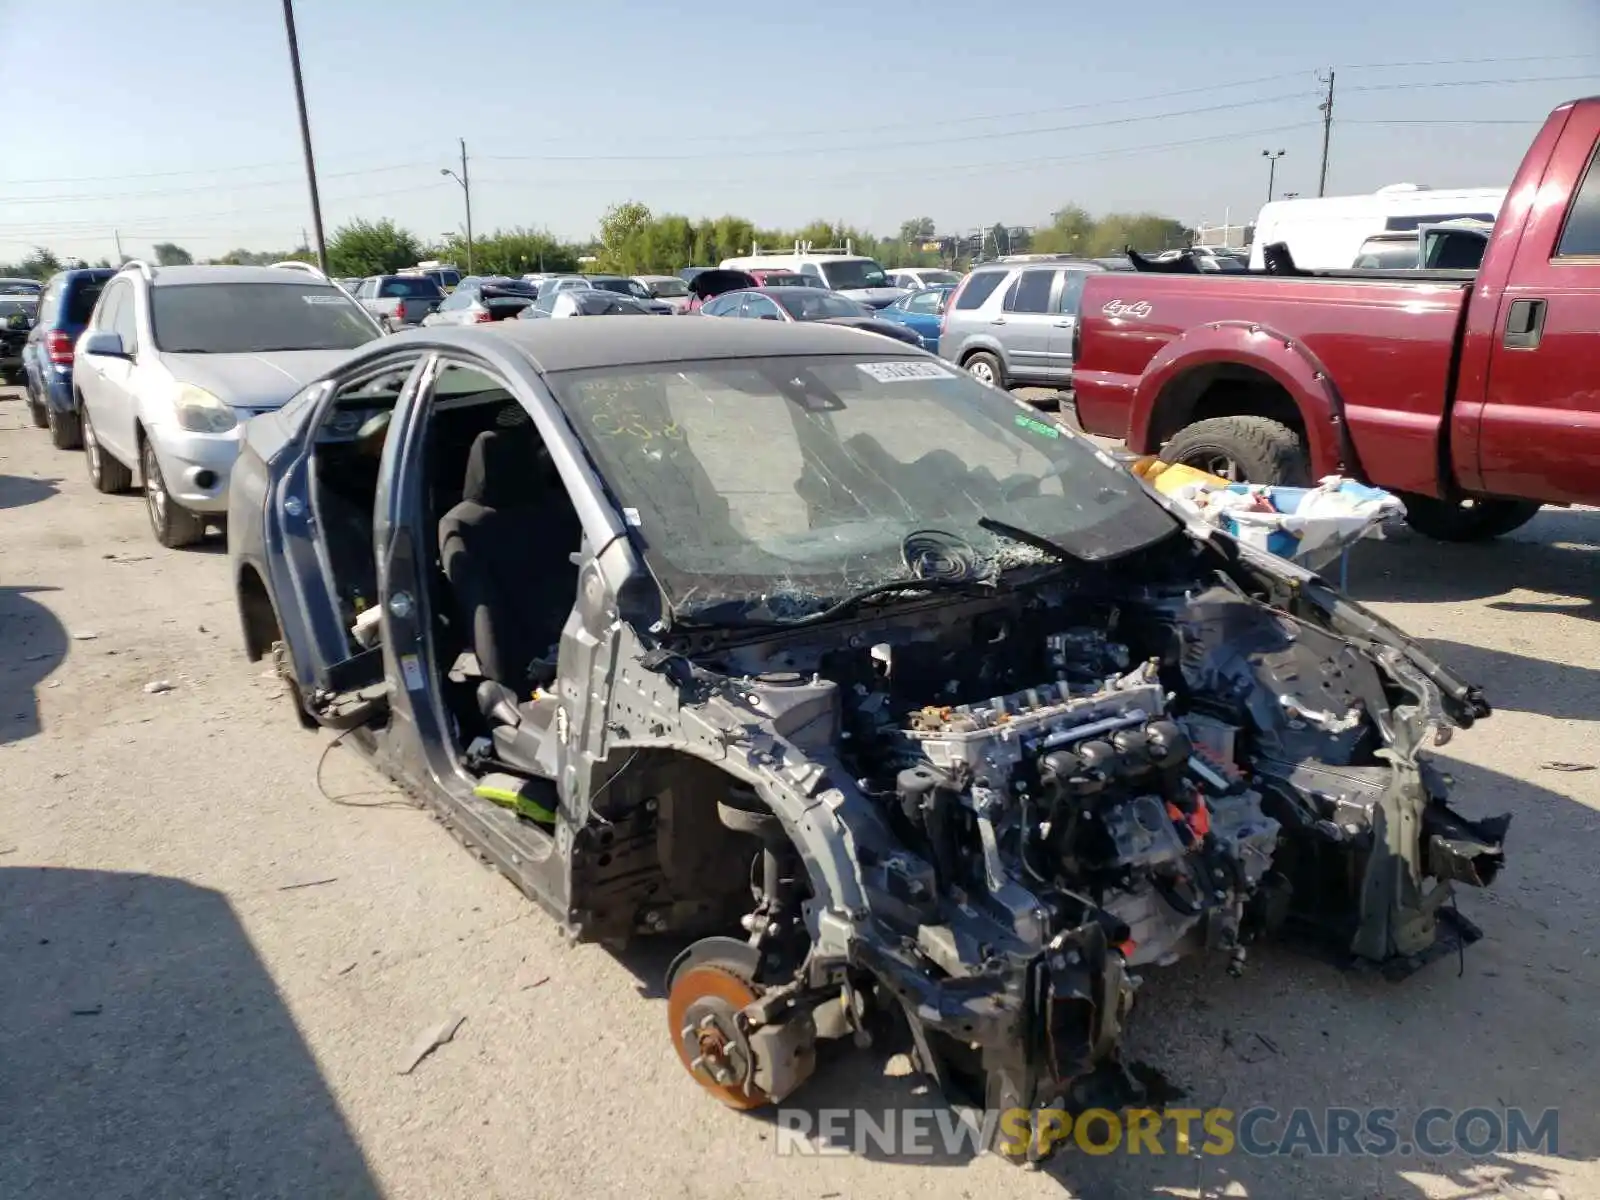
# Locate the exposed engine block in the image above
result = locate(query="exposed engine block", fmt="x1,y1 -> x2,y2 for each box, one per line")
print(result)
877,641 -> 1280,972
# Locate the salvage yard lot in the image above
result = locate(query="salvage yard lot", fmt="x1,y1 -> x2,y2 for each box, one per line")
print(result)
1,382 -> 1597,1200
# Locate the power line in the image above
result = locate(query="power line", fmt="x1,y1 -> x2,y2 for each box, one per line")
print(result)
0,181 -> 453,234
1,162 -> 434,206
1338,53 -> 1599,70
1342,72 -> 1600,94
511,71 -> 1319,150
1340,117 -> 1545,125
479,91 -> 1318,164
472,123 -> 1323,190
6,57 -> 1588,189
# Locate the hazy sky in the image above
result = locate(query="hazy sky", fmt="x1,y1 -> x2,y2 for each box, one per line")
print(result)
2,0 -> 1597,262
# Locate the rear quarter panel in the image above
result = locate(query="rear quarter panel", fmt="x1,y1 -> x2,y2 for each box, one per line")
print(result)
1072,273 -> 1470,492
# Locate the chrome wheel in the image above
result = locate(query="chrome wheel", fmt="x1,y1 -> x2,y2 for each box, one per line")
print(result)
84,414 -> 101,476
142,440 -> 167,532
967,359 -> 995,384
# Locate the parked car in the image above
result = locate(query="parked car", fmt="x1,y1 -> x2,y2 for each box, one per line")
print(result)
1071,96 -> 1600,542
422,278 -> 540,325
0,277 -> 42,296
938,258 -> 1106,391
745,269 -> 824,288
520,290 -> 657,319
73,262 -> 383,547
631,274 -> 692,312
536,275 -> 594,298
1349,220 -> 1492,270
684,268 -> 757,313
226,317 -> 1504,1155
721,243 -> 907,309
873,285 -> 954,352
355,274 -> 445,330
698,286 -> 922,347
887,267 -> 962,290
677,266 -> 717,284
1,289 -> 37,386
18,267 -> 114,446
400,261 -> 462,292
336,276 -> 365,294
582,275 -> 674,314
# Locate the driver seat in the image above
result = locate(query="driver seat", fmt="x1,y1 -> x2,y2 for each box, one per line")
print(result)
438,429 -> 580,777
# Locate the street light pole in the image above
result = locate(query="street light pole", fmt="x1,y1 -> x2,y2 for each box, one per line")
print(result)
1262,149 -> 1287,205
280,0 -> 328,275
440,139 -> 473,274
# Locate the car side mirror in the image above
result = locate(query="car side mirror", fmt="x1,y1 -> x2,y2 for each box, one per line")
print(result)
80,330 -> 128,359
759,313 -> 781,320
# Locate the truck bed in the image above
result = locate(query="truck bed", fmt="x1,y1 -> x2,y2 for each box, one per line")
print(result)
1073,269 -> 1476,495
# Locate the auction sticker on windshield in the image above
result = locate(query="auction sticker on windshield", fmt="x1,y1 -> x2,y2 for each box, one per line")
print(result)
857,361 -> 952,382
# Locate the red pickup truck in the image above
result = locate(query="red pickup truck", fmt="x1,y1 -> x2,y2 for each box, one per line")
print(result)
1072,96 -> 1600,541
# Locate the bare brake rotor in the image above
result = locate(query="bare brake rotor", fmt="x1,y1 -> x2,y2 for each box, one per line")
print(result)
665,944 -> 771,1111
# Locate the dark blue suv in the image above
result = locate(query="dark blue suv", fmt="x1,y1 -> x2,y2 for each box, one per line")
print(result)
22,267 -> 115,448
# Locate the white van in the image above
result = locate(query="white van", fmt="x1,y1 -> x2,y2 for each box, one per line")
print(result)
1249,184 -> 1505,271
719,241 -> 907,309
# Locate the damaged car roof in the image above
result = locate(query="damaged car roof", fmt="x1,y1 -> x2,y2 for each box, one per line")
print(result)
397,317 -> 929,373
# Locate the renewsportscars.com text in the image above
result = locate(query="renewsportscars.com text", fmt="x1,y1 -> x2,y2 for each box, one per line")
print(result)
774,1106 -> 1560,1159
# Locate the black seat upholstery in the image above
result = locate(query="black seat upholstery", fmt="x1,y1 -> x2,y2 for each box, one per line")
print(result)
439,429 -> 582,776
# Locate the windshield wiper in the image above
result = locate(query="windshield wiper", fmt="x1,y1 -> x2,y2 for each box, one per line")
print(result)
977,516 -> 1079,564
677,573 -> 995,630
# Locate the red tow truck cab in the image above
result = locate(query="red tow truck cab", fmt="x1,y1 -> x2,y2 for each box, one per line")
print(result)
1073,96 -> 1600,541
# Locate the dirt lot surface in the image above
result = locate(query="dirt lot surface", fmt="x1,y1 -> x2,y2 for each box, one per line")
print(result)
2,383 -> 1594,1200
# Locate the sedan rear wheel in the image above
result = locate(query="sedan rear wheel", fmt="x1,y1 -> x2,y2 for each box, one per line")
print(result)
141,437 -> 207,548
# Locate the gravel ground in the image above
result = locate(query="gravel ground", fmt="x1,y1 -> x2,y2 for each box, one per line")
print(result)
1,383 -> 1594,1200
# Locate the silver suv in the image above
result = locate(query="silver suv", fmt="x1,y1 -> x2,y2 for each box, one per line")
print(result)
74,262 -> 382,547
937,258 -> 1104,390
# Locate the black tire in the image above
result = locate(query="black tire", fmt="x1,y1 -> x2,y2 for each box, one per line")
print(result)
140,437 -> 208,548
963,350 -> 1005,389
81,407 -> 128,489
272,637 -> 320,730
1398,494 -> 1542,542
25,378 -> 49,429
1160,415 -> 1310,486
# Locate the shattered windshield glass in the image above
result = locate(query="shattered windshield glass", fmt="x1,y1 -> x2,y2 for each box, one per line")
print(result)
547,355 -> 1178,620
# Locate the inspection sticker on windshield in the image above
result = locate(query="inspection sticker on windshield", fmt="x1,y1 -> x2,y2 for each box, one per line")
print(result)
1014,413 -> 1062,439
302,293 -> 345,304
857,361 -> 952,382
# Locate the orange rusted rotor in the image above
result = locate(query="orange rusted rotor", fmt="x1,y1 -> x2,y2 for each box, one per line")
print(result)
666,962 -> 771,1111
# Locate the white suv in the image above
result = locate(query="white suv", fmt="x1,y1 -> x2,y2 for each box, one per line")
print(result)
74,262 -> 382,547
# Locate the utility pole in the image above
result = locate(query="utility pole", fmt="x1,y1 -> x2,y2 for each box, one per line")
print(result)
441,140 -> 474,274
280,0 -> 328,275
1262,149 -> 1287,205
300,226 -> 309,252
1317,70 -> 1336,198
112,230 -> 123,263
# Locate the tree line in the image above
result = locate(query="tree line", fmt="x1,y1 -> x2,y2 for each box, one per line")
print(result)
1,203 -> 1192,281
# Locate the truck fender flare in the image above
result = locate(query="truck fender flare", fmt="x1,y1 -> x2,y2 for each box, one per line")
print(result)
1131,321 -> 1367,480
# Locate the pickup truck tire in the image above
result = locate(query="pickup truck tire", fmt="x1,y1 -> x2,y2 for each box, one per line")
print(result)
1159,416 -> 1310,486
1398,494 -> 1542,542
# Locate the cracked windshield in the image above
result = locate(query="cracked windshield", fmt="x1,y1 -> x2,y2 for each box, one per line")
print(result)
551,355 -> 1176,618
